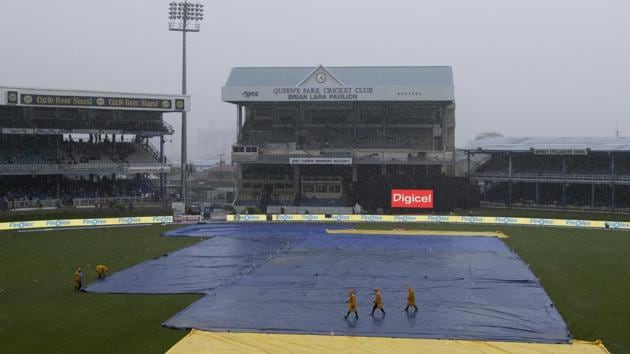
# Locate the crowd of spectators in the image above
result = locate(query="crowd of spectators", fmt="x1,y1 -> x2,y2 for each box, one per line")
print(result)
0,134 -> 157,165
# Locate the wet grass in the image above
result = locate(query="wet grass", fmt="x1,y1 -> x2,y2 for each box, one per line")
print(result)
0,224 -> 201,354
357,223 -> 630,353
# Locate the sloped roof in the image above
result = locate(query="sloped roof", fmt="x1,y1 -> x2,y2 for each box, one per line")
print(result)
461,137 -> 630,152
224,66 -> 453,87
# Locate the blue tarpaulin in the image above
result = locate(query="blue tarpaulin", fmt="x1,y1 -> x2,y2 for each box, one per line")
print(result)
85,223 -> 570,343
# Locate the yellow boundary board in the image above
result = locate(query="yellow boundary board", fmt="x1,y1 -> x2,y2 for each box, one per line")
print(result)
0,216 -> 173,231
327,229 -> 509,238
226,214 -> 630,231
166,330 -> 610,354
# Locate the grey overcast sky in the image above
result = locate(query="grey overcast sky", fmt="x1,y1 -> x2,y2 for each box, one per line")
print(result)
1,0 -> 629,160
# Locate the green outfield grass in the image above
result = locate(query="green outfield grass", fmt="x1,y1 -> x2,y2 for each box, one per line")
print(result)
1,222 -> 629,353
504,226 -> 630,354
0,225 -> 201,354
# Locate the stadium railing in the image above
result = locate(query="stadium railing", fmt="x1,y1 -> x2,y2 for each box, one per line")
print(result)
72,196 -> 157,208
0,163 -> 115,172
123,163 -> 170,173
267,205 -> 353,214
7,199 -> 60,210
353,150 -> 453,164
0,162 -> 170,174
3,196 -> 160,211
247,151 -> 452,164
473,172 -> 630,184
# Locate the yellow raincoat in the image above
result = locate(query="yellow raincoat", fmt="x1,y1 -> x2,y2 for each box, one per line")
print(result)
373,289 -> 384,309
346,291 -> 358,312
407,287 -> 416,307
96,264 -> 108,278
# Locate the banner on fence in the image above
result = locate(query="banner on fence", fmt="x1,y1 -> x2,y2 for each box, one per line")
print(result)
227,214 -> 267,222
0,216 -> 173,231
231,214 -> 630,231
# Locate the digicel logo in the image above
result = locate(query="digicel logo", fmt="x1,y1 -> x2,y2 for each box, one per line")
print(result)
391,189 -> 434,208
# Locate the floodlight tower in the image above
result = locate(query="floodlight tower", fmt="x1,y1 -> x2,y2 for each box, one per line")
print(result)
168,1 -> 204,211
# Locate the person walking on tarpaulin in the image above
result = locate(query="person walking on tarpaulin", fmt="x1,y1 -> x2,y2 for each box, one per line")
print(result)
73,267 -> 83,292
344,289 -> 359,319
371,288 -> 385,316
404,287 -> 418,312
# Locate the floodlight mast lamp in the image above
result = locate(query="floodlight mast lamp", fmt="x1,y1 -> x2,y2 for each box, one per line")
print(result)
168,1 -> 204,211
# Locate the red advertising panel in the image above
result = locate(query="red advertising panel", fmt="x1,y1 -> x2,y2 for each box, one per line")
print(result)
391,189 -> 434,208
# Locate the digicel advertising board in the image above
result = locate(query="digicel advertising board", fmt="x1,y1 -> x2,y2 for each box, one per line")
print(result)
391,189 -> 434,208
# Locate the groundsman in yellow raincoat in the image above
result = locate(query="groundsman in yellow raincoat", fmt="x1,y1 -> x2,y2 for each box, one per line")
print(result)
344,289 -> 359,319
96,264 -> 109,279
73,267 -> 83,292
404,287 -> 418,312
371,288 -> 385,316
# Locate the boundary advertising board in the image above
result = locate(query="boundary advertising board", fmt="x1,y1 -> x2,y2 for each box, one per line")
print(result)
0,216 -> 173,231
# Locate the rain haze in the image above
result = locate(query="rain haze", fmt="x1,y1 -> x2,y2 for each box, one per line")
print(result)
1,0 -> 628,161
